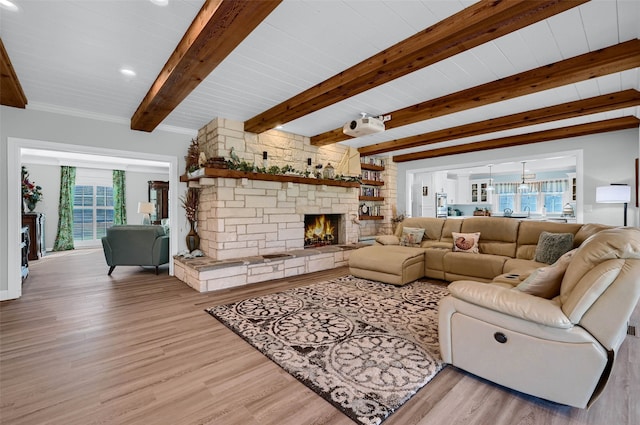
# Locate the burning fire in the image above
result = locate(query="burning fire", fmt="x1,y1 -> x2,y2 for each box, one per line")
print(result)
305,215 -> 335,246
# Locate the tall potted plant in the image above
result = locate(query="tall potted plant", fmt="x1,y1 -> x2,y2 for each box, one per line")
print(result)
181,187 -> 201,252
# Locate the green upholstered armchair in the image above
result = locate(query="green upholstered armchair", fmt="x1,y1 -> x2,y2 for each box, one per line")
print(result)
101,225 -> 169,275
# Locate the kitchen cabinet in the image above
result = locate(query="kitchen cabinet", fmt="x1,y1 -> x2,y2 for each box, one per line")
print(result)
469,179 -> 493,204
456,174 -> 471,204
446,179 -> 457,204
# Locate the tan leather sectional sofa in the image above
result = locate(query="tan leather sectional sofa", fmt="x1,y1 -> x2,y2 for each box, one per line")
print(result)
350,216 -> 640,409
349,216 -> 611,285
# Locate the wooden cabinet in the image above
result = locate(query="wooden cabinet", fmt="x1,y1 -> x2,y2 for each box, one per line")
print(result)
359,162 -> 385,220
148,181 -> 169,225
22,212 -> 45,261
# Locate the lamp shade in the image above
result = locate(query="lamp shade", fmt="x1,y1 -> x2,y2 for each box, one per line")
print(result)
595,185 -> 631,203
137,201 -> 155,214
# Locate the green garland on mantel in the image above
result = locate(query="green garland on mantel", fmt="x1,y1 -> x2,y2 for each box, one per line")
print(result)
190,147 -> 361,183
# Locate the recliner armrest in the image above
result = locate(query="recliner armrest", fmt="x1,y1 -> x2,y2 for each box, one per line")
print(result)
447,281 -> 572,328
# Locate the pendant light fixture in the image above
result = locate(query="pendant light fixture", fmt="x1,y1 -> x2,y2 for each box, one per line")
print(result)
518,161 -> 528,192
487,164 -> 495,192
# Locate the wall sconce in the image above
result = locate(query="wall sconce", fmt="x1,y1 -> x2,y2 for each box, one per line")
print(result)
596,184 -> 631,226
137,201 -> 155,225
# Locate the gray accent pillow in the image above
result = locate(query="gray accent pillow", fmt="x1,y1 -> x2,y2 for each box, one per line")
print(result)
534,231 -> 574,264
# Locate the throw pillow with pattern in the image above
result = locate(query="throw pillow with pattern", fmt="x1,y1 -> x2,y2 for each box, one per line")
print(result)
400,227 -> 425,247
452,232 -> 480,253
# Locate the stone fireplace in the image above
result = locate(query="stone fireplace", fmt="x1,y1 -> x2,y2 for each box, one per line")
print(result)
173,117 -> 397,292
197,178 -> 360,261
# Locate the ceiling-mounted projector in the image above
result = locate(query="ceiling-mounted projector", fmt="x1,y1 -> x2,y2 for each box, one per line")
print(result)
343,116 -> 385,137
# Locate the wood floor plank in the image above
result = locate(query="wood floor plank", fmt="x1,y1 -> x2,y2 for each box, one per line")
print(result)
1,249 -> 637,425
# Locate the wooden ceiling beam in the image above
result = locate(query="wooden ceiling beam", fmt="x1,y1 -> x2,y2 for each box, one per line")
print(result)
245,0 -> 586,134
358,89 -> 640,156
131,0 -> 282,132
0,38 -> 27,108
392,116 -> 640,162
313,38 -> 640,146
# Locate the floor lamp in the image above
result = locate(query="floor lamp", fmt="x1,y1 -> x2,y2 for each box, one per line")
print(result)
137,202 -> 155,225
596,184 -> 631,226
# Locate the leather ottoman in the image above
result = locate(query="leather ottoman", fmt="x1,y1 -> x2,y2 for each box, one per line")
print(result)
349,245 -> 425,285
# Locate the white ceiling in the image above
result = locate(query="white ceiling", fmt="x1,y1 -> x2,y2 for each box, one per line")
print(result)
1,0 -> 639,163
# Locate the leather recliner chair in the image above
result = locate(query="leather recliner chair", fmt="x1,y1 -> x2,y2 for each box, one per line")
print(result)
438,227 -> 640,408
101,225 -> 170,275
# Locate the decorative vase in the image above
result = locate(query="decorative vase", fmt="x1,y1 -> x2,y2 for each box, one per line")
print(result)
26,199 -> 37,212
186,221 -> 200,252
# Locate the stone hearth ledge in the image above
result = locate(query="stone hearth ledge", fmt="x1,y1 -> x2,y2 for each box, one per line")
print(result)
173,244 -> 364,293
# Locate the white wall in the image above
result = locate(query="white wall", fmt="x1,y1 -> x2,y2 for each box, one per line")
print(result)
125,172 -> 170,227
1,106 -> 193,297
397,128 -> 639,227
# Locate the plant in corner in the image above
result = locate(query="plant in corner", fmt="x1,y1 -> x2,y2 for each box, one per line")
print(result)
181,187 -> 201,252
22,166 -> 43,212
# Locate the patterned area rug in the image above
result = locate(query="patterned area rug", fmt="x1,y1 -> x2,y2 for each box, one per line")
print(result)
206,275 -> 450,425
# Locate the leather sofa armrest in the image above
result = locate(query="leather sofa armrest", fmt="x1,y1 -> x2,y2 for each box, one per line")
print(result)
448,280 -> 572,329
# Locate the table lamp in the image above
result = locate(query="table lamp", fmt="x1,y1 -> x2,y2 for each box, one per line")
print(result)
137,202 -> 155,225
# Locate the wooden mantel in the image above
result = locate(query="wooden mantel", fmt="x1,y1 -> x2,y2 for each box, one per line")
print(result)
180,168 -> 361,188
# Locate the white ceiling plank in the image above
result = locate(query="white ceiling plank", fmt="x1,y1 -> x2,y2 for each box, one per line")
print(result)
580,0 -> 621,49
616,0 -> 640,40
546,7 -> 590,59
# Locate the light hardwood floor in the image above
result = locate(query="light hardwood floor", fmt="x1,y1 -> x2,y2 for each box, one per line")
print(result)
1,249 -> 638,425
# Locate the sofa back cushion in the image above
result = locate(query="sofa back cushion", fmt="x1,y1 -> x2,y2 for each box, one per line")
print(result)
440,219 -> 463,245
572,223 -> 614,247
460,217 -> 520,257
516,221 -> 582,259
395,217 -> 445,241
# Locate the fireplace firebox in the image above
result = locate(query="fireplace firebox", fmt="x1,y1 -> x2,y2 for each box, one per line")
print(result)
304,214 -> 343,247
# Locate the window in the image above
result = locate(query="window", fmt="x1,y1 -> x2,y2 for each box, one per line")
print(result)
73,169 -> 114,245
520,193 -> 537,212
498,194 -> 514,212
544,194 -> 563,213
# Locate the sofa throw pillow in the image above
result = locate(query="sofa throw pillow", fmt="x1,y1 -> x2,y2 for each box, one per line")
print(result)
452,232 -> 480,253
515,249 -> 576,299
400,227 -> 425,247
534,231 -> 574,264
376,235 -> 400,246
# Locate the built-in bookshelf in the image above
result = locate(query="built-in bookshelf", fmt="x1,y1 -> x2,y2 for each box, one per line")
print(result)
359,160 -> 385,220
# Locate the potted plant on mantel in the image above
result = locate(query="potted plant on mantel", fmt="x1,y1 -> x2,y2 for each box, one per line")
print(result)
22,166 -> 43,212
181,187 -> 201,252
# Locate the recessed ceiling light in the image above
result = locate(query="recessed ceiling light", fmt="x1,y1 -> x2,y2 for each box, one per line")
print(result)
150,0 -> 169,6
120,68 -> 136,77
0,0 -> 19,12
